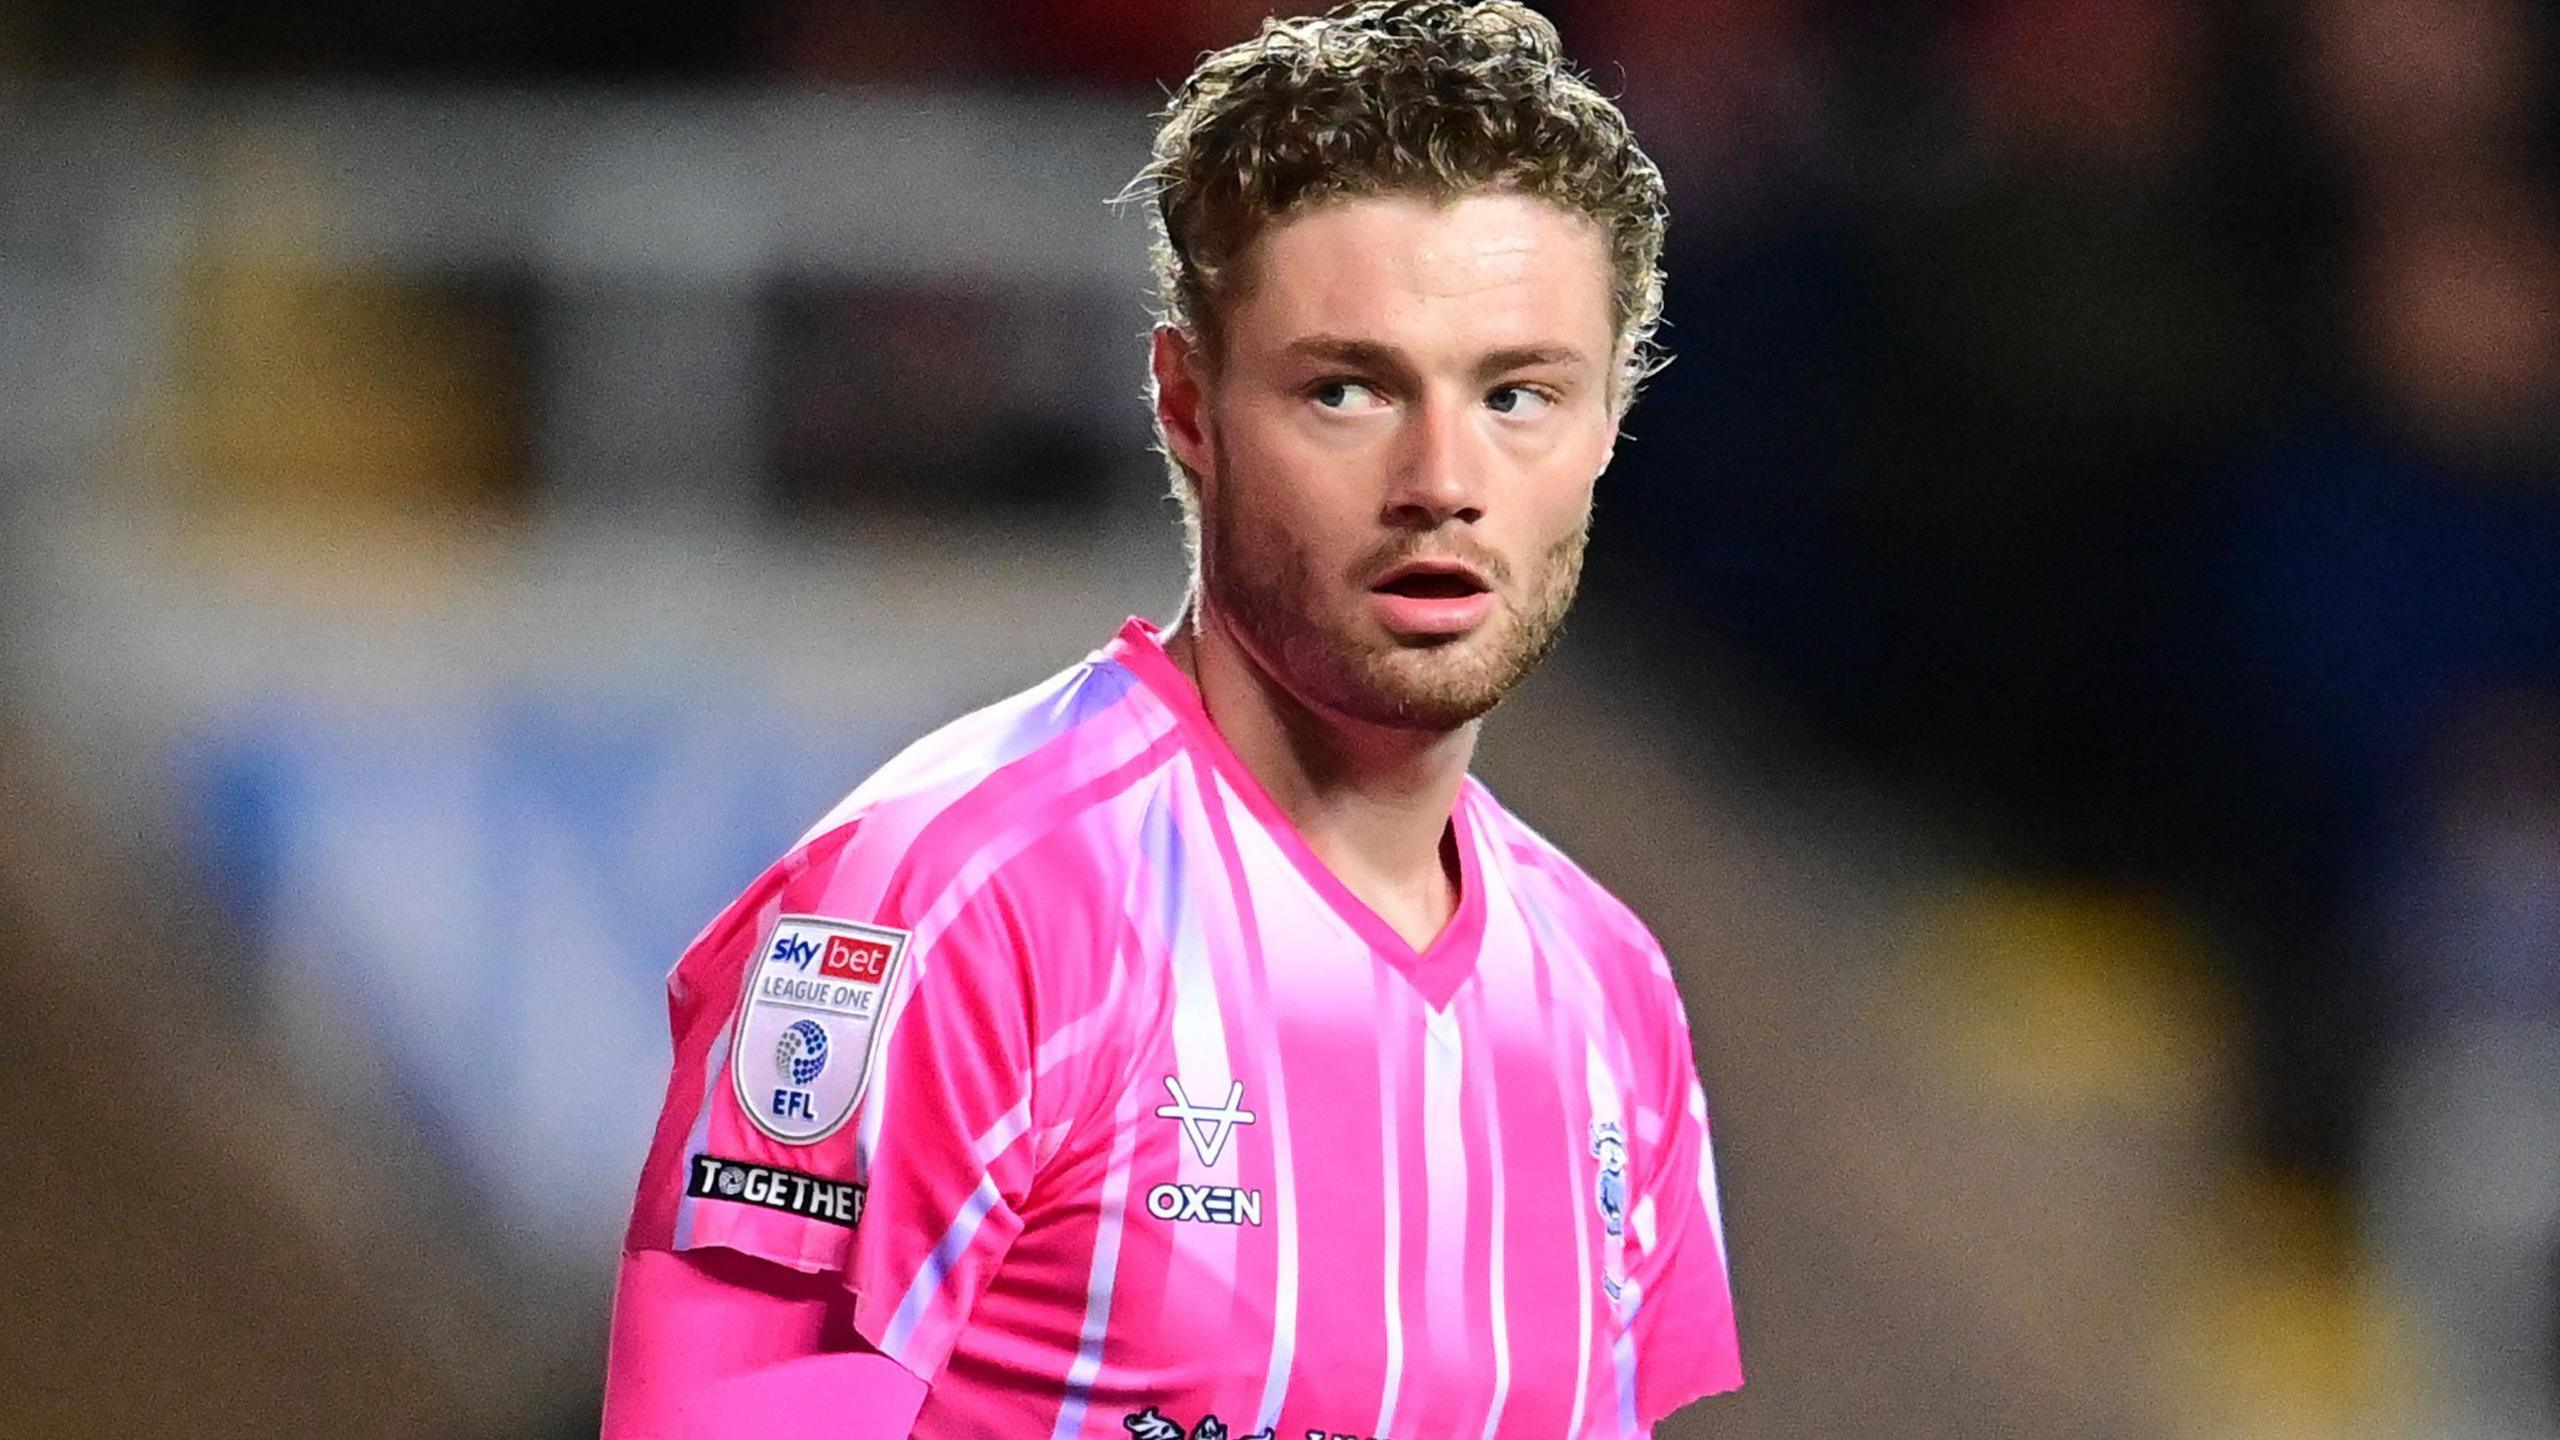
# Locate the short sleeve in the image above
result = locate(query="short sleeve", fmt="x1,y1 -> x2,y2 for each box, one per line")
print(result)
623,821 -> 1044,1386
1625,974 -> 1745,1419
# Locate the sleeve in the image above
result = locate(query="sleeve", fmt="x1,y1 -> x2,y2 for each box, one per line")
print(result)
1625,958 -> 1745,1420
601,1249 -> 928,1440
622,819 -> 1049,1387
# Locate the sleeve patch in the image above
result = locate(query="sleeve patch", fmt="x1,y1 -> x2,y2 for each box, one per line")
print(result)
730,915 -> 912,1144
686,1155 -> 868,1228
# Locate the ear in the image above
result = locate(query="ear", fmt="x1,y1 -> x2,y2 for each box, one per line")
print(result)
1150,324 -> 1215,485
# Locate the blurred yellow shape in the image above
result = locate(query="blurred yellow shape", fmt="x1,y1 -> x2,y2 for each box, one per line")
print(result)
1904,880 -> 2238,1118
2160,1168 -> 2419,1440
151,133 -> 522,537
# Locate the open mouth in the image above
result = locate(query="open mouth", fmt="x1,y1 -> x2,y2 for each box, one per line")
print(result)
1374,570 -> 1487,599
1371,561 -> 1491,599
1366,557 -> 1498,637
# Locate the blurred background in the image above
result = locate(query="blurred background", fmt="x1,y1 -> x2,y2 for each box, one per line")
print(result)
0,1 -> 2553,1436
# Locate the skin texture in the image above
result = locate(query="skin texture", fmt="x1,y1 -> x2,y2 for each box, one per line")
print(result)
1153,189 -> 1623,949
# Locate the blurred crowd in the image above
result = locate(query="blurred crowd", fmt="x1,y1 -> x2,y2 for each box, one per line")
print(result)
5,1 -> 2556,1436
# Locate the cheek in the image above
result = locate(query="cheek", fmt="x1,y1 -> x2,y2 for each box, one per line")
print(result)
1511,441 -> 1602,532
1213,414 -> 1376,537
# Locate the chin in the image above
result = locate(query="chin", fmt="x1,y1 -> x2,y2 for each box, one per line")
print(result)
1331,628 -> 1526,731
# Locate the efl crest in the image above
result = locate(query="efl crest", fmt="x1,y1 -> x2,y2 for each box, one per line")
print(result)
732,915 -> 910,1144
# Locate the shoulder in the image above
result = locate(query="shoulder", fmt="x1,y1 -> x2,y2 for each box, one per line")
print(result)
672,649 -> 1173,1008
782,649 -> 1174,926
1468,776 -> 1669,978
1467,778 -> 1704,1096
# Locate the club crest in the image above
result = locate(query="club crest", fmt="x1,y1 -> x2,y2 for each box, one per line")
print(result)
1590,1119 -> 1628,1239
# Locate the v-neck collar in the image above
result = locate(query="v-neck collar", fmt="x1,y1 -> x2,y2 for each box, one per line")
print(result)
1106,616 -> 1489,1009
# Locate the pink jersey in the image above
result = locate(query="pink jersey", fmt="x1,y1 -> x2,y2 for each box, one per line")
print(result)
625,618 -> 1742,1439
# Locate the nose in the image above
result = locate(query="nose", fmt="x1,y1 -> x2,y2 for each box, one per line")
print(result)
1383,391 -> 1485,528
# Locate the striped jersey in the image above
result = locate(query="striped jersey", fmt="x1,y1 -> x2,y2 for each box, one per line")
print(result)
625,617 -> 1743,1439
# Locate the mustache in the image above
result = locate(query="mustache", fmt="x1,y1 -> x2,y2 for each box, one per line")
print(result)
1345,532 -> 1513,589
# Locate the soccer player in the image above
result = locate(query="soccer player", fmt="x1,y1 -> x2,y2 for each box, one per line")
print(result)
603,3 -> 1742,1436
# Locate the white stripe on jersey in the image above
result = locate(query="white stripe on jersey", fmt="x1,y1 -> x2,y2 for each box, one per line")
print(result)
886,1173 -> 1003,1359
1422,1005 -> 1469,1359
1370,964 -> 1406,1440
1473,994 -> 1513,1440
1048,1076 -> 1146,1440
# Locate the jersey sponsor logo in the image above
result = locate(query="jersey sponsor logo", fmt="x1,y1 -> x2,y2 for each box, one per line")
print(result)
1148,1076 -> 1262,1225
685,1154 -> 866,1228
1120,1409 -> 1378,1440
1156,1075 -> 1256,1165
1120,1406 -> 1272,1440
732,915 -> 910,1143
1144,1181 -> 1263,1226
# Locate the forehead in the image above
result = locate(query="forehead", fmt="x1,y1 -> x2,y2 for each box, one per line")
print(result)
1221,190 -> 1614,361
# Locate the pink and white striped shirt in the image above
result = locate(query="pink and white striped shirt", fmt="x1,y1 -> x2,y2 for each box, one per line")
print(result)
625,618 -> 1742,1439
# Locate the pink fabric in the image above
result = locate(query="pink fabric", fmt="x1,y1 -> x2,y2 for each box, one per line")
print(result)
602,1249 -> 927,1439
624,618 -> 1742,1438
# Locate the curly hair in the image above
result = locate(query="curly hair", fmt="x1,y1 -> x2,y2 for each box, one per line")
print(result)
1127,1 -> 1670,411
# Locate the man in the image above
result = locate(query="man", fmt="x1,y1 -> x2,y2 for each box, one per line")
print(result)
604,4 -> 1742,1436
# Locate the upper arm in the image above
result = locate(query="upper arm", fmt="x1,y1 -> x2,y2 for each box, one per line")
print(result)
622,820 -> 1052,1386
603,1247 -> 928,1440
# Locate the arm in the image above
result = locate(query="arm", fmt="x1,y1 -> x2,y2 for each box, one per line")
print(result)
616,827 -> 1050,1420
601,1247 -> 928,1440
1625,942 -> 1746,1423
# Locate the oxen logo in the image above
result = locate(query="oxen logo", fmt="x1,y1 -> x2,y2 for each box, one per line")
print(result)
1155,1076 -> 1256,1165
1148,1076 -> 1263,1227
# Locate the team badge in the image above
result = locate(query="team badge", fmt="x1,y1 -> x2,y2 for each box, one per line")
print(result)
1591,1119 -> 1628,1239
732,915 -> 909,1144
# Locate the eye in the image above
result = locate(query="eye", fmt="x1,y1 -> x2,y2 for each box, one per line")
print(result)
1486,384 -> 1556,418
1311,378 -> 1389,412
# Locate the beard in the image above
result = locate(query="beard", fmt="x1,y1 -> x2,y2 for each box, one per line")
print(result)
1201,471 -> 1590,733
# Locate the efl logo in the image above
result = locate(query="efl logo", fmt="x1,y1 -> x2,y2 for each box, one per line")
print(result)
820,934 -> 892,983
736,916 -> 910,1144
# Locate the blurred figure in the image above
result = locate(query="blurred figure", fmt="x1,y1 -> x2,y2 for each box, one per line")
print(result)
2350,191 -> 2560,463
2203,0 -> 2560,1184
2299,0 -> 2545,202
2364,696 -> 2560,1439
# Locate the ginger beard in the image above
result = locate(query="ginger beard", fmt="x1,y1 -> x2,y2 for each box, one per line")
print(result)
1199,433 -> 1592,733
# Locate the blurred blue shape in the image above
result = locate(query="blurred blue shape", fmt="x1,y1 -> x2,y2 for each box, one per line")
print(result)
184,675 -> 894,1256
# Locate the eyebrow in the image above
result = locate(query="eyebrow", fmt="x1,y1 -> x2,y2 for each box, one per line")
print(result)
1280,335 -> 1593,382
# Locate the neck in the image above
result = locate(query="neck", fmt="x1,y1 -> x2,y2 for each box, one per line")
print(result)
1164,601 -> 1476,950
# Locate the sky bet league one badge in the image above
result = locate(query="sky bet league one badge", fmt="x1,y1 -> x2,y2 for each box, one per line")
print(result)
732,915 -> 911,1144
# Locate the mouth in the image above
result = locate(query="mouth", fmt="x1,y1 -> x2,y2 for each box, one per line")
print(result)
1370,560 -> 1492,600
1366,559 -> 1496,637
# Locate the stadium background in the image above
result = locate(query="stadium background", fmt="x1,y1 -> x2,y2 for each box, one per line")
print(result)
1,1 -> 2554,1436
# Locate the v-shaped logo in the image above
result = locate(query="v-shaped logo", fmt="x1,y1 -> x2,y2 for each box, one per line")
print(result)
1154,1076 -> 1257,1167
